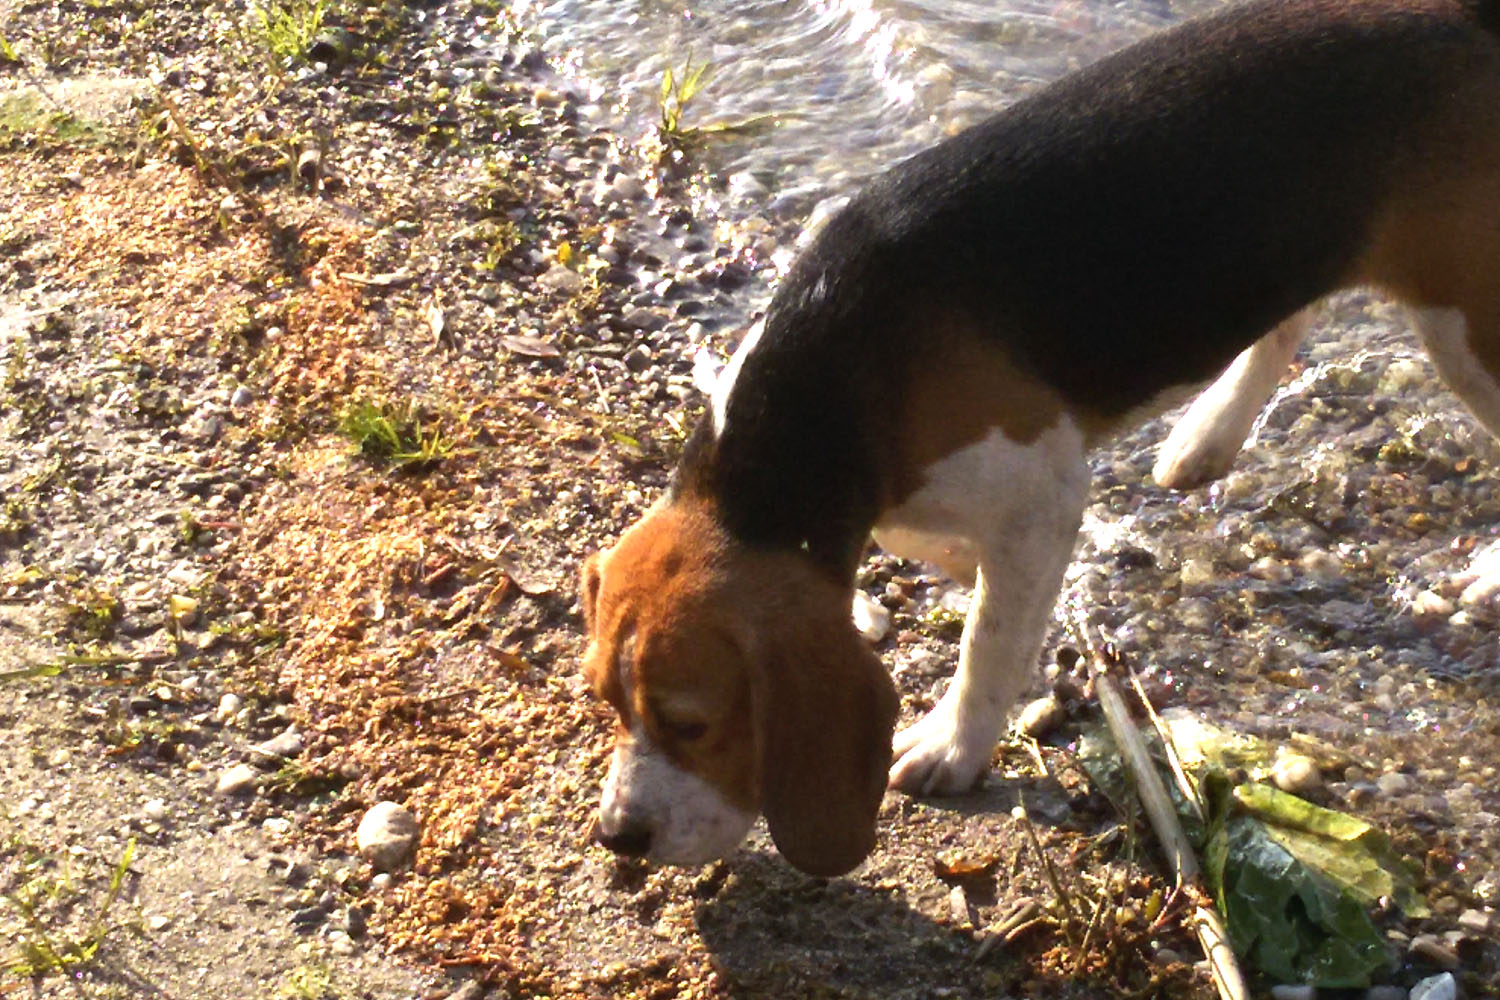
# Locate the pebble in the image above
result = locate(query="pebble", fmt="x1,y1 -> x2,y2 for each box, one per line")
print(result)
356,801 -> 420,872
1014,693 -> 1066,739
1377,771 -> 1413,797
1270,986 -> 1316,1000
607,173 -> 645,202
229,385 -> 253,408
537,265 -> 583,294
370,873 -> 394,891
1297,549 -> 1343,579
1271,752 -> 1323,796
146,914 -> 171,932
289,903 -> 328,930
1408,933 -> 1461,970
216,692 -> 243,722
215,762 -> 258,796
249,728 -> 305,767
143,798 -> 168,822
1179,557 -> 1215,590
1410,589 -> 1455,621
1456,907 -> 1492,935
1409,973 -> 1457,1000
851,590 -> 890,643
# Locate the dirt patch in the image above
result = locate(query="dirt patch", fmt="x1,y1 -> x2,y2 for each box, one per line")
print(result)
1,2 -> 1497,999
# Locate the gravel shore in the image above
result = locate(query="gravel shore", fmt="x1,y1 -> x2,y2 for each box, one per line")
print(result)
1,2 -> 1497,998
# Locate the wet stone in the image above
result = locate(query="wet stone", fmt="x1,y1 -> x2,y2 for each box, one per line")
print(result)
1409,973 -> 1457,1000
1408,933 -> 1461,970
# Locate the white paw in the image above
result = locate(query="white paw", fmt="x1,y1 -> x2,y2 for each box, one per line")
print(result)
888,696 -> 996,796
1454,540 -> 1500,609
1152,430 -> 1240,490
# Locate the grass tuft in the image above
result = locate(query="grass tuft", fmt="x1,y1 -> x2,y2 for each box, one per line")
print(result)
2,839 -> 138,982
248,0 -> 330,67
337,398 -> 451,471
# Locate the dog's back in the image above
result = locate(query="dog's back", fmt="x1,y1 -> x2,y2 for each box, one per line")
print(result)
789,0 -> 1500,414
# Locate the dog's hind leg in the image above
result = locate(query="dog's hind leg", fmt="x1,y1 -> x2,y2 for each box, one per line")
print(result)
1409,305 -> 1500,614
886,423 -> 1089,796
1152,309 -> 1312,489
1410,306 -> 1500,438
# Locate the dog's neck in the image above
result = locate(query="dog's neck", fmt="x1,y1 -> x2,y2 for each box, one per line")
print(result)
674,252 -> 908,581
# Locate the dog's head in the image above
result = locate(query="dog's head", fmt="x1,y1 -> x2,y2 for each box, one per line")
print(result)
580,498 -> 898,877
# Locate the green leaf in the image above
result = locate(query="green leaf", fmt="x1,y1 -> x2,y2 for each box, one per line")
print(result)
1208,813 -> 1390,988
1235,783 -> 1428,918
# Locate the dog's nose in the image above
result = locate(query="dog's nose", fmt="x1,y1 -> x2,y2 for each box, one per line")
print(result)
594,817 -> 652,858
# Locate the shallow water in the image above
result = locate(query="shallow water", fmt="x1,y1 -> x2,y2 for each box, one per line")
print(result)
513,0 -> 1221,202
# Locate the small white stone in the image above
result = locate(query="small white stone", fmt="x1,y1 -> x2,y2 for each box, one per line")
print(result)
215,763 -> 258,797
850,590 -> 890,643
1271,753 -> 1323,796
370,873 -> 394,891
1409,972 -> 1457,1000
146,914 -> 171,932
216,693 -> 242,722
356,801 -> 420,872
143,799 -> 168,823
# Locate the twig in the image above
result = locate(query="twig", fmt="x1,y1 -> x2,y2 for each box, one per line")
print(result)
1128,668 -> 1203,822
1015,796 -> 1076,925
1071,613 -> 1249,1000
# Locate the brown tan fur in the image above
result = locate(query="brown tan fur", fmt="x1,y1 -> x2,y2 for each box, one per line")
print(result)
582,498 -> 899,876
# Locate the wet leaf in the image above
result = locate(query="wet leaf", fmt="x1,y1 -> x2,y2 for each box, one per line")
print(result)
933,851 -> 1001,891
1234,783 -> 1427,917
1205,807 -> 1389,988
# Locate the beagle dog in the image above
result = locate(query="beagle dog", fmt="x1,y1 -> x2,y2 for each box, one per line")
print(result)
581,0 -> 1500,877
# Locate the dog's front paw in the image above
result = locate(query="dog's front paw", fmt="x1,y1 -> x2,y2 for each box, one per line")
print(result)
888,700 -> 995,796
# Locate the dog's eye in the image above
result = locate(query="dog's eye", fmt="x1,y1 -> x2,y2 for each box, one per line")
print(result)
659,716 -> 709,743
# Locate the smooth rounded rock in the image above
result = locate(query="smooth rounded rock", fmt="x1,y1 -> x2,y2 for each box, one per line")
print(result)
216,762 -> 258,797
356,801 -> 420,872
1409,973 -> 1457,1000
1272,752 -> 1324,796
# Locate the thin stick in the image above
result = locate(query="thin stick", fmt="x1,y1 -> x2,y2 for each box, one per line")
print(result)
1072,614 -> 1249,1000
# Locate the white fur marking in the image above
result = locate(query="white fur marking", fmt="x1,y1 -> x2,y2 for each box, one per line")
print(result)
710,320 -> 765,439
599,730 -> 756,866
878,420 -> 1090,795
1154,310 -> 1310,489
1410,307 -> 1500,435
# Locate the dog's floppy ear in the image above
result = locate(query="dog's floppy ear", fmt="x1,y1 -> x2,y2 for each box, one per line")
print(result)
752,611 -> 899,877
580,552 -> 603,631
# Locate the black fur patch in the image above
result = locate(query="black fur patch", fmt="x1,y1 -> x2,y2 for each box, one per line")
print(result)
678,0 -> 1500,574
